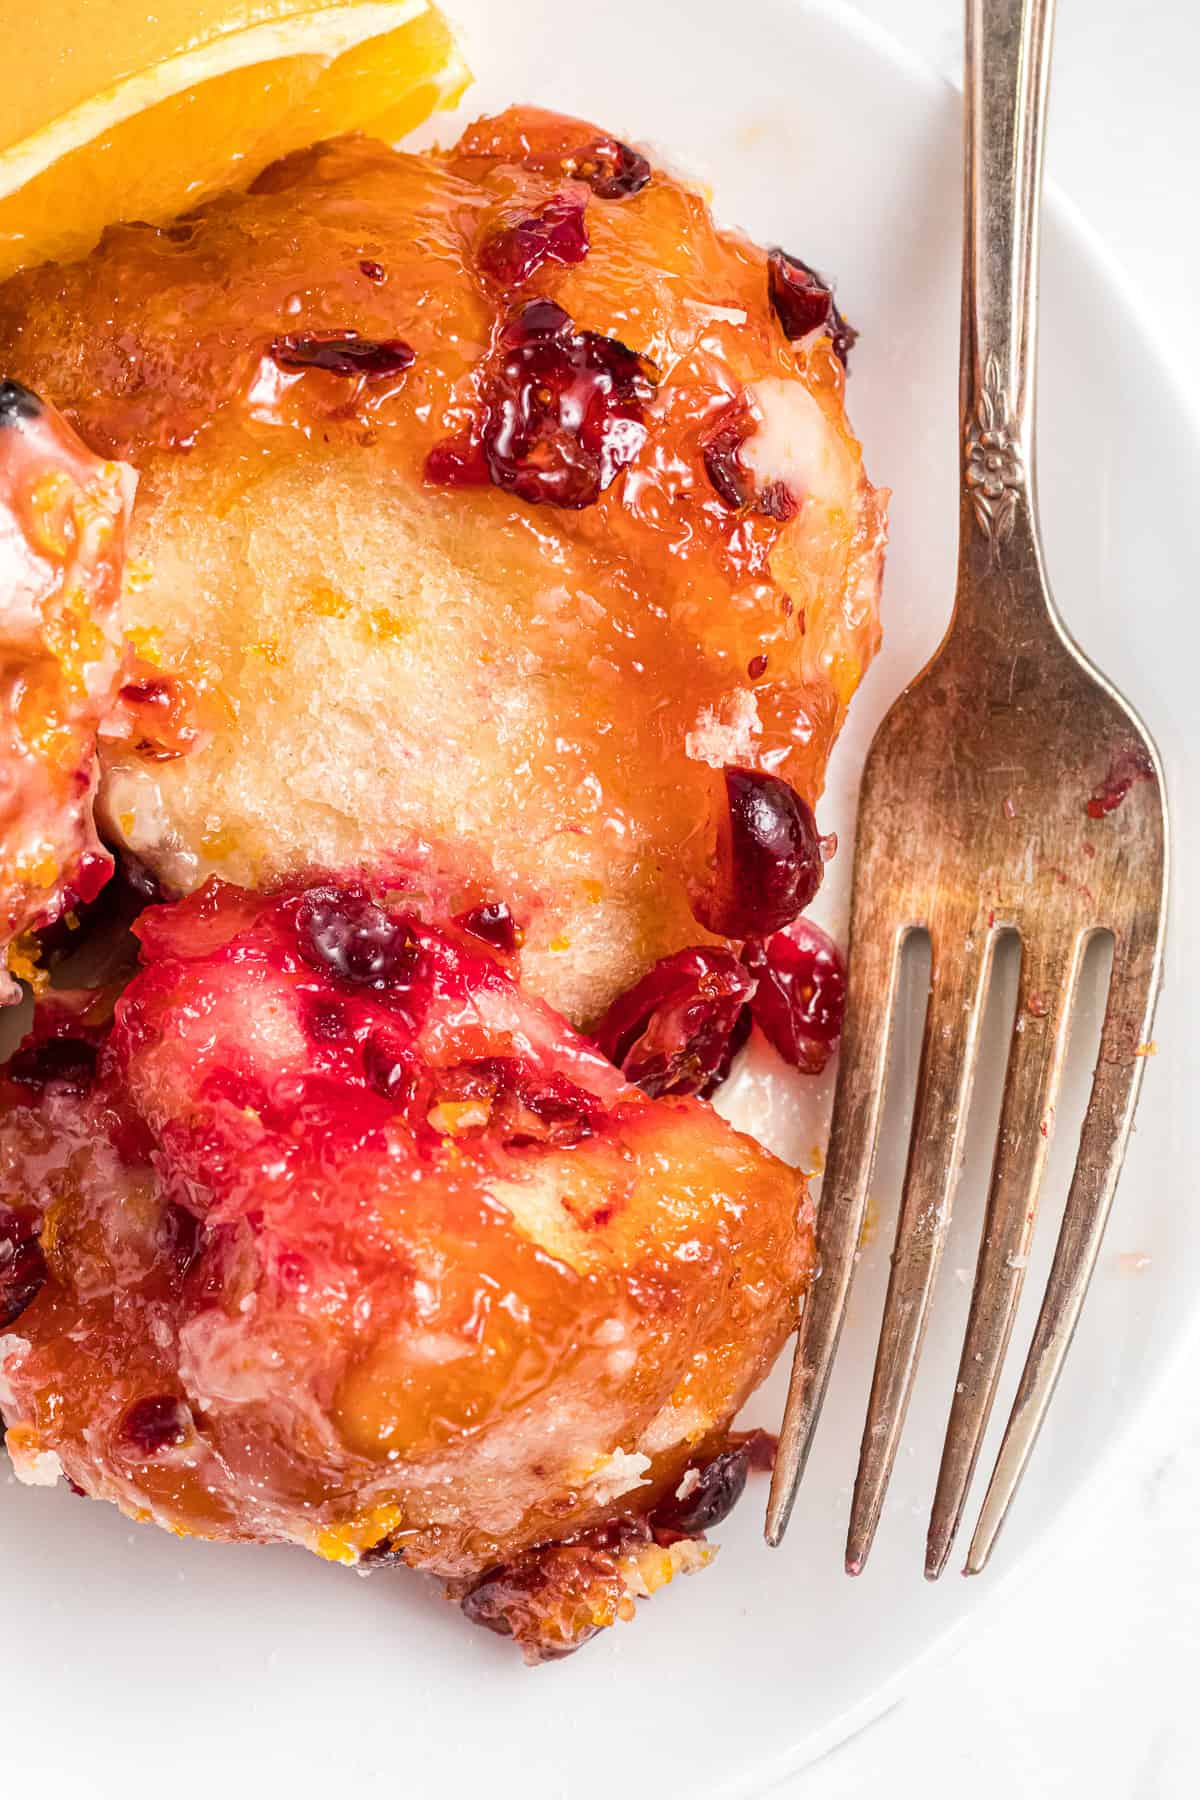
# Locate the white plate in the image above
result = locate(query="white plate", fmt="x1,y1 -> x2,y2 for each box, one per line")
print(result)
3,2 -> 1197,1794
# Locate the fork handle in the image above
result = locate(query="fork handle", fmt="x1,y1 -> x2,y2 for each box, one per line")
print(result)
959,0 -> 1056,569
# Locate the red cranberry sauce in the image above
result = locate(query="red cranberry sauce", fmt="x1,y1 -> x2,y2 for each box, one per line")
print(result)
271,332 -> 416,377
692,766 -> 823,940
116,878 -> 620,1176
590,947 -> 755,1099
748,918 -> 846,1074
477,197 -> 589,287
426,298 -> 657,509
767,248 -> 858,368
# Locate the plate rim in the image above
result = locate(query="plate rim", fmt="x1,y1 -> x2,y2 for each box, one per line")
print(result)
727,3 -> 1200,1789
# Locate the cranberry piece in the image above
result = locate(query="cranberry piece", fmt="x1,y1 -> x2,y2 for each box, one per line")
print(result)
567,135 -> 652,200
0,1204 -> 47,1329
693,767 -> 823,940
651,1441 -> 751,1535
737,1426 -> 778,1472
757,481 -> 798,522
702,407 -> 756,510
271,332 -> 416,377
503,1074 -> 596,1148
364,1031 -> 418,1105
424,437 -> 489,486
477,196 -> 588,286
305,998 -> 348,1043
701,401 -> 797,520
433,1057 -> 598,1148
120,1393 -> 190,1456
767,247 -> 858,368
0,379 -> 42,427
118,851 -> 166,905
157,1202 -> 205,1280
4,1034 -> 99,1094
591,947 -> 756,1099
359,259 -> 386,283
750,920 -> 846,1074
295,886 -> 416,986
66,848 -> 115,908
426,298 -> 657,509
454,901 -> 521,955
121,679 -> 167,706
699,1002 -> 752,1098
361,1536 -> 408,1568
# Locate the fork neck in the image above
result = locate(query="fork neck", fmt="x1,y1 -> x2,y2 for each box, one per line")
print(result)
954,0 -> 1058,629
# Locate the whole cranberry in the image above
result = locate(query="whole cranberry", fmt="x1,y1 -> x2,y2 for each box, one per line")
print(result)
591,947 -> 756,1098
693,767 -> 823,940
651,1441 -> 752,1535
750,920 -> 847,1074
295,887 -> 416,987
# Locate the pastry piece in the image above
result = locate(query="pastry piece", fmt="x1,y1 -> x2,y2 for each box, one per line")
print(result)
0,875 -> 812,1657
0,107 -> 886,1025
0,382 -> 134,996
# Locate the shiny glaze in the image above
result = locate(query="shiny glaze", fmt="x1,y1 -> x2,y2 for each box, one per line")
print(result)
0,876 -> 812,1584
0,107 -> 887,1025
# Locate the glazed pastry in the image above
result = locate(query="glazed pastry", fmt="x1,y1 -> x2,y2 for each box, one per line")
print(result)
0,383 -> 134,997
0,876 -> 811,1659
0,108 -> 884,1659
0,107 -> 886,1026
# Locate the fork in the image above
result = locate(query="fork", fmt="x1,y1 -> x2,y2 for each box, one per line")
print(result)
765,0 -> 1169,1578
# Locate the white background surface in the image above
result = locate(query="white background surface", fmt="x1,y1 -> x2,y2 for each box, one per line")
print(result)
794,4 -> 1200,1797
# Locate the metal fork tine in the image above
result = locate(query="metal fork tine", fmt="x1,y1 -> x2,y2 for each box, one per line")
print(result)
764,906 -> 907,1549
844,922 -> 995,1575
965,929 -> 1161,1573
925,930 -> 1086,1579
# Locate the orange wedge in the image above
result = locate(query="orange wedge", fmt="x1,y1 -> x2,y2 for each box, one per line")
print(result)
0,1 -> 470,281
